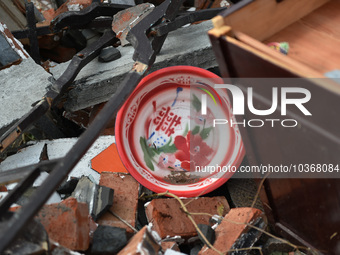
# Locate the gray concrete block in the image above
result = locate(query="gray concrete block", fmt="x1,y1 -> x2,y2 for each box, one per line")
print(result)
0,135 -> 115,184
0,58 -> 52,134
50,21 -> 216,112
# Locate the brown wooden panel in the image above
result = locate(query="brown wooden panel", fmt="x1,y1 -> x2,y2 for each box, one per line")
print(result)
265,0 -> 340,74
209,32 -> 340,254
212,0 -> 330,41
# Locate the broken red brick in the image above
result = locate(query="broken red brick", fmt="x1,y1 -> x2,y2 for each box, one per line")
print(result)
198,208 -> 265,255
36,197 -> 91,251
42,9 -> 56,23
161,241 -> 180,252
117,226 -> 161,255
97,173 -> 139,233
145,197 -> 230,239
89,214 -> 98,241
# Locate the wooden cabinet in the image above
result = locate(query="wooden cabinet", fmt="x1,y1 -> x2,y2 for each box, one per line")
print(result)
209,0 -> 340,254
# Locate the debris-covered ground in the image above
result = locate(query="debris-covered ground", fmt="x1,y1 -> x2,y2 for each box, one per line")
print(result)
0,0 -> 330,254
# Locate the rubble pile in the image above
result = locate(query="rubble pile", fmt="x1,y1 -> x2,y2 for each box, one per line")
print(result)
0,0 -> 314,254
0,134 -> 302,255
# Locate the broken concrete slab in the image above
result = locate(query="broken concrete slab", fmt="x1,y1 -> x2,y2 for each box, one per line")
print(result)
0,23 -> 29,67
71,176 -> 114,221
0,57 -> 52,135
198,208 -> 266,255
145,196 -> 230,239
50,21 -> 217,112
0,136 -> 115,184
97,172 -> 139,234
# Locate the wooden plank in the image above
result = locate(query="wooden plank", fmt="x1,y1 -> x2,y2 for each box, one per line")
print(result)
300,0 -> 340,39
233,31 -> 324,78
265,0 -> 340,74
213,0 -> 330,41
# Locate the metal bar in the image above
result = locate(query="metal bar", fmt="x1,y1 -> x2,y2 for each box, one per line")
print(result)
25,1 -> 40,64
0,100 -> 50,153
151,7 -> 226,37
0,159 -> 60,185
0,0 -> 184,251
0,70 -> 145,253
49,29 -> 117,101
0,31 -> 117,153
0,166 -> 40,218
51,2 -> 132,32
12,26 -> 51,40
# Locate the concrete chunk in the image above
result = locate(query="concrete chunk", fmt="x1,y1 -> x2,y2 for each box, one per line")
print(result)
71,176 -> 114,221
0,136 -> 115,184
50,21 -> 216,111
0,57 -> 52,135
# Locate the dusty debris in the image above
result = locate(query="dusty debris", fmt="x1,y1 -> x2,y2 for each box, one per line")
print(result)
97,172 -> 139,234
145,196 -> 230,239
36,197 -> 94,251
71,176 -> 114,221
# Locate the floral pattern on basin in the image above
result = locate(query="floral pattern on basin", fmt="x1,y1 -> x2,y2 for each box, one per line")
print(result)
115,66 -> 245,197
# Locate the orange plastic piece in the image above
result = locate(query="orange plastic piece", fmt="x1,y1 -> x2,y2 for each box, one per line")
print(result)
91,143 -> 128,174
